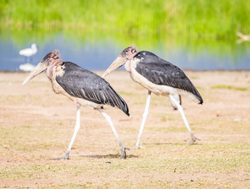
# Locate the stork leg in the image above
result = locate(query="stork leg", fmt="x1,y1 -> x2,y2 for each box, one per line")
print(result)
169,95 -> 199,144
63,104 -> 81,160
169,94 -> 182,110
99,110 -> 126,159
135,91 -> 151,149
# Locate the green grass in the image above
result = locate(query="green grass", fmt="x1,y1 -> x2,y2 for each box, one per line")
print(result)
0,142 -> 249,187
0,0 -> 250,47
212,84 -> 248,91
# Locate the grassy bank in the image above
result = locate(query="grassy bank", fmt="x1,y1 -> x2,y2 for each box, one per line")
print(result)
0,0 -> 250,41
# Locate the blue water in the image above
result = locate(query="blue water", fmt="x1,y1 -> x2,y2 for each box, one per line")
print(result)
0,34 -> 250,71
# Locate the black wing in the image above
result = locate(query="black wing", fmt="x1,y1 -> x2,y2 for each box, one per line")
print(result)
135,51 -> 203,104
56,62 -> 129,115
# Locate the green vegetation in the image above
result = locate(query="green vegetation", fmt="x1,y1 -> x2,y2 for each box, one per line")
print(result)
0,0 -> 249,63
212,84 -> 248,91
0,0 -> 250,47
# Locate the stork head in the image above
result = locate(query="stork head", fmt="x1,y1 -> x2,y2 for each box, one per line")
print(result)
102,46 -> 137,77
22,50 -> 61,85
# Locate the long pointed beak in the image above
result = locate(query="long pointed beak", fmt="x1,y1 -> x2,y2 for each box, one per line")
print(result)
102,56 -> 126,78
22,62 -> 47,85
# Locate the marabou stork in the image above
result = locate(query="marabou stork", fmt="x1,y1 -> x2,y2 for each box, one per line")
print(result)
22,50 -> 129,159
103,46 -> 203,148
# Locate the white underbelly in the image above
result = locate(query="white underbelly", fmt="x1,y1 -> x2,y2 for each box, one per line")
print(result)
75,97 -> 101,108
130,67 -> 177,96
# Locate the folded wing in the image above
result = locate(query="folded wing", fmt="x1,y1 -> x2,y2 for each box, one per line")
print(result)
135,51 -> 203,104
56,62 -> 129,115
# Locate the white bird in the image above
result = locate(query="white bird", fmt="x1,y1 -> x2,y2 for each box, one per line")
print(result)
19,43 -> 38,72
19,43 -> 38,58
237,31 -> 250,43
19,63 -> 35,72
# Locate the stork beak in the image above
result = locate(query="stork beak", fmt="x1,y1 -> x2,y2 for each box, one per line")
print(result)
102,56 -> 126,77
22,62 -> 47,85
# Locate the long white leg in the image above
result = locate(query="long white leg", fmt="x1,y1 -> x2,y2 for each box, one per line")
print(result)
135,91 -> 151,149
100,110 -> 126,159
63,104 -> 81,159
169,95 -> 199,144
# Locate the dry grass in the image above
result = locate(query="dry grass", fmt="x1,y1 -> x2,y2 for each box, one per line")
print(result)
0,71 -> 250,188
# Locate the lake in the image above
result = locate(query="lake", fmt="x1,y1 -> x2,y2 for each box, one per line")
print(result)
0,33 -> 250,71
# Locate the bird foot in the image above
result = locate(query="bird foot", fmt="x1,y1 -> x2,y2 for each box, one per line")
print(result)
120,147 -> 127,159
188,133 -> 200,145
135,140 -> 143,149
62,151 -> 71,160
135,143 -> 142,149
54,151 -> 70,160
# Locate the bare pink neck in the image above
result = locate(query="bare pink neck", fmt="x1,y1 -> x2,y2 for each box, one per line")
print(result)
46,59 -> 63,80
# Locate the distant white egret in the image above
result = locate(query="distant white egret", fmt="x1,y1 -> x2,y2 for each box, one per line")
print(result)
19,63 -> 35,72
19,43 -> 38,59
19,43 -> 38,72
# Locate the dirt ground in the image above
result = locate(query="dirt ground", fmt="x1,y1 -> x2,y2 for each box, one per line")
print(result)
0,71 -> 249,188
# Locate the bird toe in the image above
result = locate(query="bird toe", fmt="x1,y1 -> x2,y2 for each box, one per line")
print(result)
188,133 -> 200,145
120,148 -> 127,159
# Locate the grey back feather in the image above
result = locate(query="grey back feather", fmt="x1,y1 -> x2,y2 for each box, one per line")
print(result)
56,62 -> 130,115
135,51 -> 203,104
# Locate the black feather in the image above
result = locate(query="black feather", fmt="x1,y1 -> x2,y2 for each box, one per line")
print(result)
56,62 -> 130,115
135,51 -> 203,104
